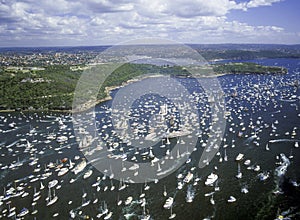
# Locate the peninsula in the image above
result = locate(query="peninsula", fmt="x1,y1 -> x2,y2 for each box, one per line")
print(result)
0,62 -> 287,112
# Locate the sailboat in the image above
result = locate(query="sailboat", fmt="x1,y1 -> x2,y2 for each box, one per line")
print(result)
163,185 -> 167,197
166,137 -> 170,145
224,149 -> 228,161
265,143 -> 270,151
104,211 -> 113,220
31,202 -> 38,215
157,163 -> 162,172
110,180 -> 115,191
69,159 -> 74,169
7,201 -> 16,218
46,188 -> 58,206
289,148 -> 294,159
214,180 -> 220,191
169,205 -> 176,219
40,182 -> 45,190
149,148 -> 154,158
140,198 -> 150,219
176,149 -> 180,159
210,195 -> 215,205
119,179 -> 126,191
117,194 -> 122,206
236,163 -> 242,179
81,197 -> 91,207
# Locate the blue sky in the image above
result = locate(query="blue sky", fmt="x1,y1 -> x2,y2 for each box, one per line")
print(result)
0,0 -> 299,47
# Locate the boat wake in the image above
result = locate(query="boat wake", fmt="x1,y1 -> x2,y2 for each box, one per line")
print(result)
274,153 -> 291,194
269,139 -> 300,143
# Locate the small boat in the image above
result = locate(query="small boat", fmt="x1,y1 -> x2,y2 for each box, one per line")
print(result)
177,181 -> 183,190
81,199 -> 90,207
169,205 -> 176,219
17,208 -> 29,217
265,143 -> 270,151
205,173 -> 218,186
58,167 -> 69,176
72,159 -> 87,175
104,211 -> 113,220
258,172 -> 269,181
157,163 -> 162,172
46,188 -> 58,206
227,196 -> 236,203
48,180 -> 58,188
163,185 -> 167,197
210,195 -> 215,205
254,165 -> 261,172
125,196 -> 133,205
244,160 -> 251,166
83,170 -> 93,179
295,142 -> 299,148
235,153 -> 244,161
236,163 -> 242,179
163,197 -> 174,209
183,172 -> 193,183
241,186 -> 249,194
224,149 -> 228,161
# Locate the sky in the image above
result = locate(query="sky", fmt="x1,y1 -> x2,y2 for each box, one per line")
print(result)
0,0 -> 299,47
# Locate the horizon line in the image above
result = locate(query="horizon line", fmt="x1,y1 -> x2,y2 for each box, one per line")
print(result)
1,42 -> 300,49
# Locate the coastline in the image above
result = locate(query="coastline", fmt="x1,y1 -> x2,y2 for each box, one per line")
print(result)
0,69 -> 286,114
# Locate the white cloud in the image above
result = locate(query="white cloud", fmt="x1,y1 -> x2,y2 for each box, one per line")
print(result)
0,0 -> 295,46
247,0 -> 283,8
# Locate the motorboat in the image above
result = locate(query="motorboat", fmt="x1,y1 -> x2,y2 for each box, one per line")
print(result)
17,208 -> 29,217
163,197 -> 174,209
83,170 -> 93,179
125,196 -> 133,205
58,167 -> 69,176
48,180 -> 58,188
244,159 -> 251,166
183,172 -> 193,183
235,153 -> 244,161
227,196 -> 236,203
205,173 -> 218,186
72,159 -> 87,175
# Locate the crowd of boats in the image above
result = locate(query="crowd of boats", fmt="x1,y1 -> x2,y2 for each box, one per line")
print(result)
0,65 -> 299,219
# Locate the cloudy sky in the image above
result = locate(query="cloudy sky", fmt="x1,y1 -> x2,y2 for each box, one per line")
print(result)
0,0 -> 299,47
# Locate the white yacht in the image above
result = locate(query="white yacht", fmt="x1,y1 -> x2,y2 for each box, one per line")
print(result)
183,172 -> 193,183
205,173 -> 218,186
58,167 -> 69,176
83,170 -> 93,179
48,180 -> 58,189
244,159 -> 251,166
235,153 -> 244,161
46,189 -> 58,206
72,159 -> 87,175
163,197 -> 174,209
125,196 -> 133,205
